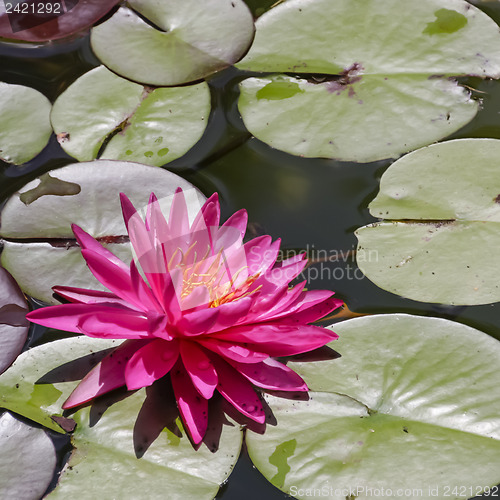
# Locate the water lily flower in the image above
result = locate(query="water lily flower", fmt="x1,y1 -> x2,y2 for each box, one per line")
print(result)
27,189 -> 342,444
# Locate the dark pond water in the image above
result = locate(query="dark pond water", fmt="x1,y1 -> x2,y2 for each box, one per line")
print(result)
1,0 -> 500,498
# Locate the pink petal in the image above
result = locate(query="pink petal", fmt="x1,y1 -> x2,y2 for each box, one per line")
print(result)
176,307 -> 219,335
244,236 -> 280,275
229,357 -> 308,392
144,192 -> 158,231
77,310 -> 153,339
255,257 -> 307,293
80,249 -> 145,311
205,296 -> 254,333
180,341 -> 218,399
148,193 -> 172,245
125,339 -> 179,390
220,209 -> 247,238
266,289 -> 337,321
171,360 -> 208,444
119,192 -> 138,232
72,224 -> 129,271
210,355 -> 265,423
211,323 -> 338,356
129,260 -> 163,313
281,296 -> 343,324
168,188 -> 190,240
199,338 -> 269,363
190,193 -> 220,238
52,286 -> 130,307
63,340 -> 144,409
27,303 -> 147,337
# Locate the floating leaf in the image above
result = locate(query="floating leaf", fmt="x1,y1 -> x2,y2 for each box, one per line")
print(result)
247,314 -> 500,497
0,412 -> 56,500
90,0 -> 255,86
356,138 -> 500,305
0,337 -> 242,499
51,66 -> 211,166
236,0 -> 500,162
0,160 -> 205,303
0,0 -> 120,42
0,82 -> 51,165
0,267 -> 29,375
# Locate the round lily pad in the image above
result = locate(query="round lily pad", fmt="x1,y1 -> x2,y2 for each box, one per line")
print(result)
0,160 -> 205,303
51,66 -> 211,166
0,267 -> 29,375
0,83 -> 51,165
356,138 -> 500,305
0,337 -> 242,499
0,412 -> 57,500
90,0 -> 255,86
236,0 -> 500,162
0,0 -> 120,42
247,314 -> 500,498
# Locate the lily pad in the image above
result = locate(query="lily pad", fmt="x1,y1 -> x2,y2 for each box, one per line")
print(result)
247,314 -> 500,498
0,267 -> 29,375
0,82 -> 51,165
356,138 -> 500,305
0,160 -> 205,303
0,412 -> 57,500
236,0 -> 500,162
51,66 -> 211,166
0,0 -> 120,42
0,337 -> 242,499
90,0 -> 255,86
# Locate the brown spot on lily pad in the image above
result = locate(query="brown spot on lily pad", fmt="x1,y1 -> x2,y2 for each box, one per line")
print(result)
20,173 -> 81,205
51,415 -> 77,432
322,62 -> 364,96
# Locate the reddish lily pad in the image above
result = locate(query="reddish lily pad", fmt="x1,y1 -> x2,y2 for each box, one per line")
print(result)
0,267 -> 28,375
0,0 -> 121,42
0,412 -> 56,499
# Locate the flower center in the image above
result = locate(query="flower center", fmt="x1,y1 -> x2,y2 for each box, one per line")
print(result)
168,242 -> 261,308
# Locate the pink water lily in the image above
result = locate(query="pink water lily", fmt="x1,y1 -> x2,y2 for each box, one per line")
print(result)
27,189 -> 342,444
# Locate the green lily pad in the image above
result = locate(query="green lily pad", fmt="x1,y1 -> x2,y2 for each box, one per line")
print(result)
236,0 -> 500,162
0,412 -> 57,500
0,160 -> 205,303
51,66 -> 211,166
356,138 -> 500,305
0,337 -> 242,499
0,83 -> 51,165
247,314 -> 500,498
0,267 -> 29,375
90,0 -> 254,86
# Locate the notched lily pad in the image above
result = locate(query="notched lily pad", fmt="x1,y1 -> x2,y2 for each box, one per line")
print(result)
0,412 -> 57,500
0,160 -> 205,303
247,314 -> 500,498
239,74 -> 477,162
0,82 -> 51,165
51,66 -> 211,166
0,0 -> 120,42
356,139 -> 500,305
0,267 -> 29,375
236,0 -> 500,162
90,0 -> 255,86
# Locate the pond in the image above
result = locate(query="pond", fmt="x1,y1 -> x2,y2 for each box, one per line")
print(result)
1,0 -> 500,498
